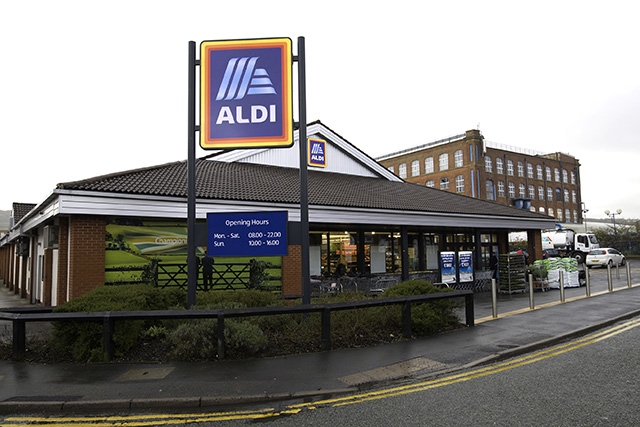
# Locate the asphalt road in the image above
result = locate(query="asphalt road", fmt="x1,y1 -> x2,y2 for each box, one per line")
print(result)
192,315 -> 640,426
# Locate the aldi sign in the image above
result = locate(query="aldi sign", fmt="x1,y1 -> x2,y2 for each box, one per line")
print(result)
200,38 -> 293,149
308,138 -> 326,167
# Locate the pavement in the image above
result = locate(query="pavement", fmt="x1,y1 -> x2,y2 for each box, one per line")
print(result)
1,264 -> 640,416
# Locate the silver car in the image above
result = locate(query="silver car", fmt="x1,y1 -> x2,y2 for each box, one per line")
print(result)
585,248 -> 626,268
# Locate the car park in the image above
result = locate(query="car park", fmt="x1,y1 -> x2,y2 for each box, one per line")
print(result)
585,248 -> 626,268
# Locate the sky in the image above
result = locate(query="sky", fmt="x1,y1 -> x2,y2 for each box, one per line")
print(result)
1,1 -> 639,221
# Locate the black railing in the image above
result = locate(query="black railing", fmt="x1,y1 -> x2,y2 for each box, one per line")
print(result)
0,290 -> 474,361
105,261 -> 281,290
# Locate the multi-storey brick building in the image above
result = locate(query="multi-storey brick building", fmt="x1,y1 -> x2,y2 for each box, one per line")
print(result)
376,130 -> 584,224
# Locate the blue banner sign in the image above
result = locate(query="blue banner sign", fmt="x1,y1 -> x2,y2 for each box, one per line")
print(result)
308,138 -> 326,167
458,251 -> 474,282
207,211 -> 288,257
440,251 -> 456,284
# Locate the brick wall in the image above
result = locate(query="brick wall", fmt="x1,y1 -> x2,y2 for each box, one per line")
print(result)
56,217 -> 69,304
281,245 -> 302,296
68,215 -> 106,300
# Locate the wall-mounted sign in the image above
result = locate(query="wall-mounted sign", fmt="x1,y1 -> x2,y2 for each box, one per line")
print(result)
308,138 -> 326,167
200,38 -> 293,149
207,211 -> 288,257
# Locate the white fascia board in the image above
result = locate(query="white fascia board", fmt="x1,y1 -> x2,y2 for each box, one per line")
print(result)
31,190 -> 554,234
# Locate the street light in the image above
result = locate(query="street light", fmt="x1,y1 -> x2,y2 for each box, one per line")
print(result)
581,202 -> 589,232
604,209 -> 622,234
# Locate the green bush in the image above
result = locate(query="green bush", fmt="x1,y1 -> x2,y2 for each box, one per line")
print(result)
382,280 -> 461,335
51,285 -> 186,362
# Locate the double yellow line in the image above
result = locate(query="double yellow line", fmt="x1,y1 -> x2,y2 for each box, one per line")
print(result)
4,317 -> 640,426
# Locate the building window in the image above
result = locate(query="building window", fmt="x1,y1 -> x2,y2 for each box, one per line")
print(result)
411,160 -> 420,177
519,183 -> 526,198
508,182 -> 516,198
517,162 -> 524,177
498,181 -> 505,197
507,160 -> 514,176
539,207 -> 546,214
554,168 -> 560,182
555,188 -> 562,202
547,187 -> 553,201
573,210 -> 578,222
454,150 -> 463,168
440,177 -> 449,190
388,166 -> 395,174
439,154 -> 449,171
564,189 -> 570,203
566,209 -> 571,222
562,169 -> 568,183
455,175 -> 464,193
548,208 -> 554,217
425,157 -> 434,174
571,171 -> 576,184
537,165 -> 543,180
426,180 -> 435,188
485,156 -> 493,173
527,163 -> 534,179
398,163 -> 407,178
572,190 -> 577,204
496,158 -> 504,174
546,167 -> 552,181
557,208 -> 563,220
538,185 -> 544,200
486,180 -> 495,200
528,185 -> 535,199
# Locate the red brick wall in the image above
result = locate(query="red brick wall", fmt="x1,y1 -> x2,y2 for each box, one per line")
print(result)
68,215 -> 106,300
56,217 -> 69,304
281,245 -> 302,296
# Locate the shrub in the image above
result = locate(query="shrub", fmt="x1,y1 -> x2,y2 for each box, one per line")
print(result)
51,285 -> 186,362
382,280 -> 461,336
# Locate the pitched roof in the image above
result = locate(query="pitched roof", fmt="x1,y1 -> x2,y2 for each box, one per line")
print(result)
12,203 -> 36,222
57,159 -> 547,219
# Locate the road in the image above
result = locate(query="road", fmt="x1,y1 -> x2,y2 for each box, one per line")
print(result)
4,314 -> 639,426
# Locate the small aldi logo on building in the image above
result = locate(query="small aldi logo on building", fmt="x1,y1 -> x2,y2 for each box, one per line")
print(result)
308,138 -> 326,167
200,38 -> 293,149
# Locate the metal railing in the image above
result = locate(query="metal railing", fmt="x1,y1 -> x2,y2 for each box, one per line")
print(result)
0,290 -> 474,362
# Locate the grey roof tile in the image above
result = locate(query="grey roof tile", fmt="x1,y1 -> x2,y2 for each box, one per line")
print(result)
57,159 -> 546,219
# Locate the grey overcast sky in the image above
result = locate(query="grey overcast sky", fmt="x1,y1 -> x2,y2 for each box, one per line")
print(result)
1,1 -> 639,220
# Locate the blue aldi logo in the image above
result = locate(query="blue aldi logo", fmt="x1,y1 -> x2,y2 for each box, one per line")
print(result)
308,138 -> 326,167
200,38 -> 293,149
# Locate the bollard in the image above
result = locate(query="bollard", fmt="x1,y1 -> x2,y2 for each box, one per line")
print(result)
528,273 -> 535,310
585,266 -> 591,297
607,264 -> 613,292
559,270 -> 565,303
627,262 -> 632,288
616,262 -> 620,280
491,278 -> 498,318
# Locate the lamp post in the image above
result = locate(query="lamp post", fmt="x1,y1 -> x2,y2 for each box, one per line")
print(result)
581,202 -> 589,232
604,209 -> 622,235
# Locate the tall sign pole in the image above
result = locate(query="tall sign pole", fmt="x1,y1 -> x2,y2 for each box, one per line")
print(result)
296,37 -> 310,305
187,41 -> 198,307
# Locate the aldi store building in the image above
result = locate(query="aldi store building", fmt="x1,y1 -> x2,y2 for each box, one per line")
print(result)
0,122 -> 555,306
